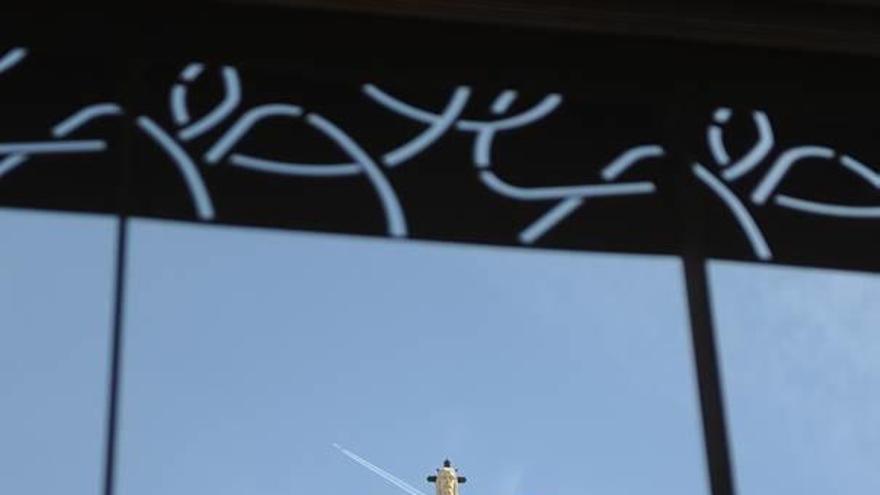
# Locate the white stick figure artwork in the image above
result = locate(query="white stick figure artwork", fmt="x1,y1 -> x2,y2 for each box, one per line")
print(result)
145,62 -> 407,235
125,62 -> 244,220
0,47 -> 122,182
0,102 -> 123,181
0,55 -> 407,237
364,85 -> 666,244
694,107 -> 880,261
3,46 -> 878,260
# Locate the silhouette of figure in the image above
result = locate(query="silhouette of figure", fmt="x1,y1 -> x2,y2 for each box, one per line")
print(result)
694,106 -> 880,261
0,58 -> 407,236
365,84 -> 666,244
0,46 -> 122,184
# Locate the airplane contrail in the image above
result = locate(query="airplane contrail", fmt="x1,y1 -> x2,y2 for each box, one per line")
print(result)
333,443 -> 428,495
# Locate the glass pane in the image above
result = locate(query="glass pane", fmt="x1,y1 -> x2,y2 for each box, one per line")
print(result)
0,208 -> 117,495
117,218 -> 708,495
709,260 -> 880,494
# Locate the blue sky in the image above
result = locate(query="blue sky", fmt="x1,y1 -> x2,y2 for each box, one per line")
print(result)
0,209 -> 116,495
3,208 -> 879,495
115,218 -> 708,495
710,260 -> 880,494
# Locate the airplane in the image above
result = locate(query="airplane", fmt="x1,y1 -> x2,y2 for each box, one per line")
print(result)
334,444 -> 467,495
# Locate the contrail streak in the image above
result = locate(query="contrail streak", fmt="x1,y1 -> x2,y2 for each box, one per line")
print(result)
333,444 -> 428,495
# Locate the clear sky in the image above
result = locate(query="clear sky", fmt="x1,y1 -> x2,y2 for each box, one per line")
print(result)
0,208 -> 116,495
4,209 -> 879,495
710,260 -> 880,494
115,218 -> 708,495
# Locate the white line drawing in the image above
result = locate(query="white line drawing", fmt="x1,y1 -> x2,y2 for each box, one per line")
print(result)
774,195 -> 880,218
694,108 -> 782,260
693,163 -> 772,260
0,103 -> 121,180
0,141 -> 107,154
52,104 -> 124,137
174,65 -> 242,141
5,49 -> 877,257
478,171 -> 655,201
0,63 -> 216,218
600,146 -> 668,181
768,149 -> 880,217
519,197 -> 583,244
171,63 -> 204,126
456,92 -> 563,168
0,62 -> 228,220
160,64 -> 408,233
0,47 -> 27,75
201,100 -> 407,237
0,50 -> 119,178
697,106 -> 880,261
0,60 -> 408,234
751,146 -> 835,204
364,85 -> 565,170
333,444 -> 429,495
365,84 -> 666,244
137,116 -> 215,219
838,154 -> 880,188
228,153 -> 360,177
0,49 -> 127,187
307,113 -> 407,236
706,107 -> 732,166
204,104 -> 304,163
364,84 -> 471,168
128,63 -> 246,219
718,110 -> 774,181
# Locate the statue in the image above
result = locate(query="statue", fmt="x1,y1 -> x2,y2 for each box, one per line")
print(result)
428,459 -> 467,495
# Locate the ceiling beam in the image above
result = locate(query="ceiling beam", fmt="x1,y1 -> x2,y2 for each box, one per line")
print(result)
222,0 -> 880,56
